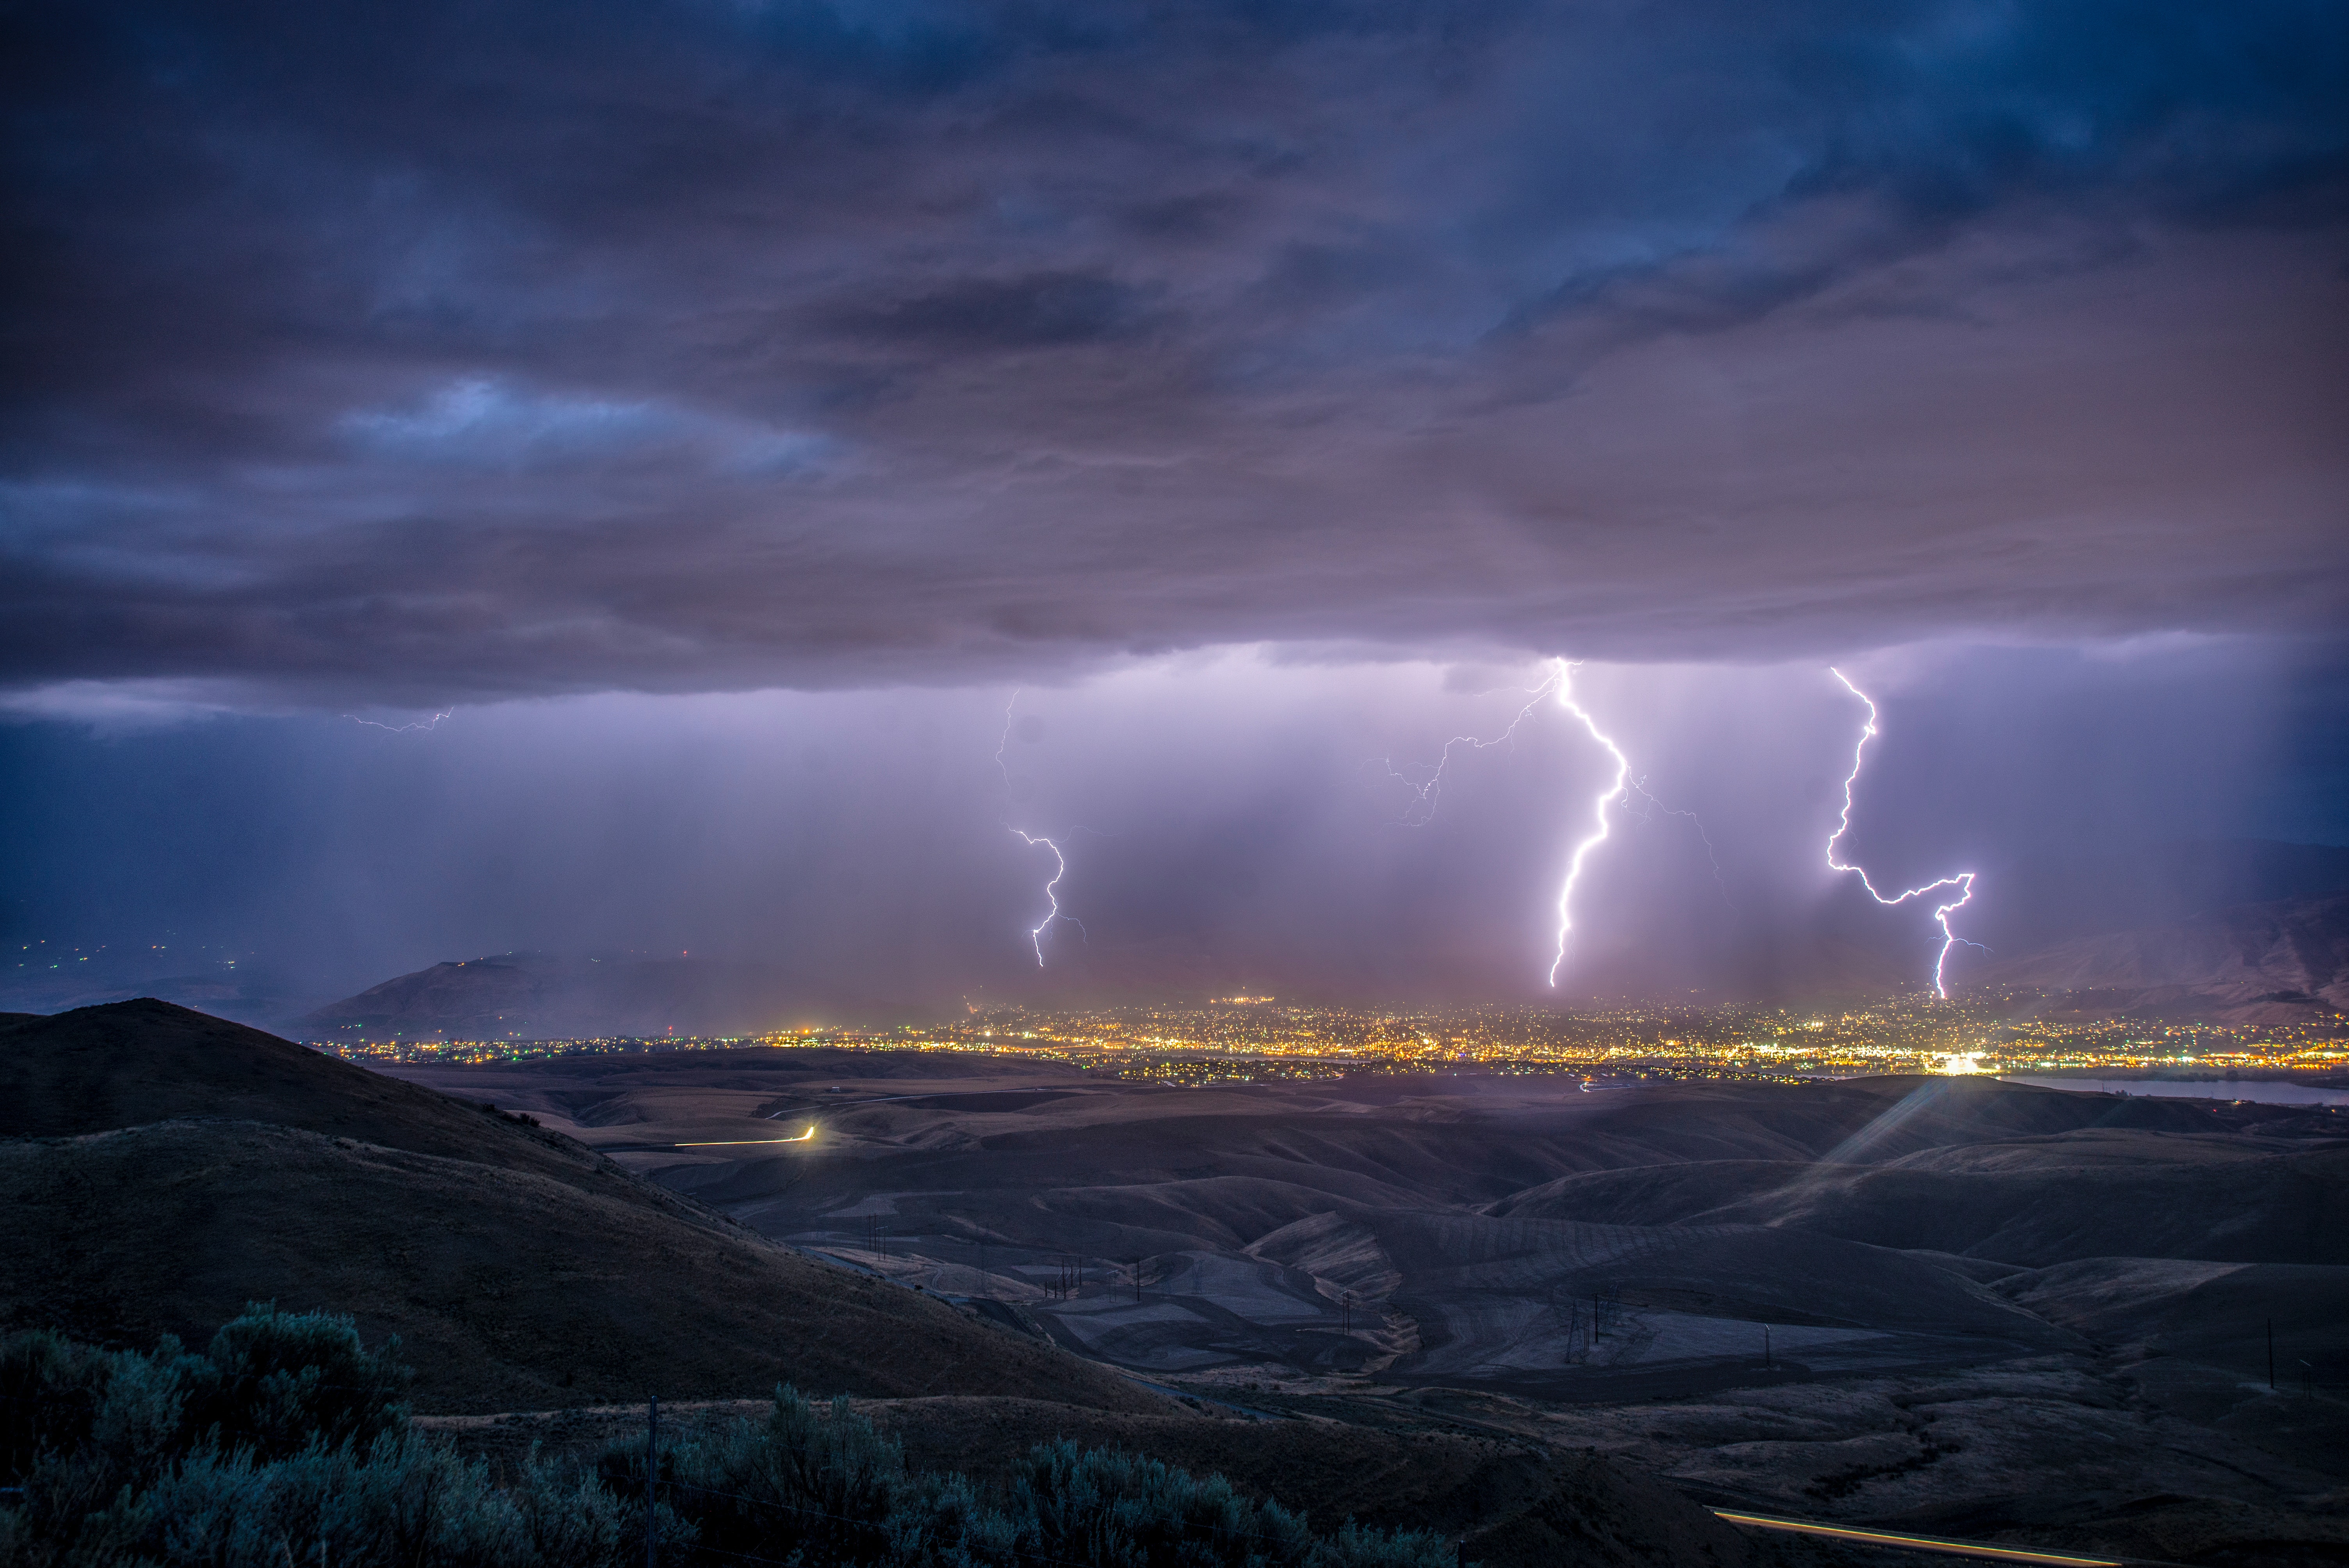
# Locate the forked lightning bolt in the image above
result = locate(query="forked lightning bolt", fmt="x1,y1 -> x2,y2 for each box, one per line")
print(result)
1010,829 -> 1075,966
1549,661 -> 1632,987
998,691 -> 1085,965
1382,669 -> 1563,825
1826,668 -> 1982,998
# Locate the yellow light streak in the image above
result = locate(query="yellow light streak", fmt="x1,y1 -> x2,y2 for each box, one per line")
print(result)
1711,1511 -> 2122,1565
675,1126 -> 816,1147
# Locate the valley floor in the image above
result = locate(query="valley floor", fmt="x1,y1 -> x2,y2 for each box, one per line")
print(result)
390,1051 -> 2349,1567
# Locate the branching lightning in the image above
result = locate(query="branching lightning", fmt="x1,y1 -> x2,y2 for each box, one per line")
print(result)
1548,661 -> 1633,986
344,710 -> 453,732
1010,829 -> 1082,966
1825,668 -> 1984,999
1381,669 -> 1562,825
998,690 -> 1085,965
994,689 -> 1020,793
1625,776 -> 1736,912
1384,661 -> 1725,983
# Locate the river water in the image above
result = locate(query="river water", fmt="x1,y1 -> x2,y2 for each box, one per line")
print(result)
1999,1074 -> 2349,1108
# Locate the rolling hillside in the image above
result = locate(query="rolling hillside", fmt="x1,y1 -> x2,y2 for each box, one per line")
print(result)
0,1001 -> 1156,1415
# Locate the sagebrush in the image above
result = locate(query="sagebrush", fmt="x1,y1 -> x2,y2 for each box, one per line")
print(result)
0,1312 -> 1450,1568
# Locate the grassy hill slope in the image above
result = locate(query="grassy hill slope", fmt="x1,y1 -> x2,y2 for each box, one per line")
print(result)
1486,1133 -> 2349,1267
0,1002 -> 1157,1415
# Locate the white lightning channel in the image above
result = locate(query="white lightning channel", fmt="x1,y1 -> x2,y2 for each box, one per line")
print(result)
343,710 -> 453,732
1381,667 -> 1563,825
1549,661 -> 1633,987
1625,775 -> 1737,912
994,689 -> 1020,792
1825,668 -> 1984,999
1010,829 -> 1074,966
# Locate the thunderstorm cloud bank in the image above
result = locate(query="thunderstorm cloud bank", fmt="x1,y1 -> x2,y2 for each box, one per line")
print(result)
3,2 -> 2346,1013
3,0 -> 2344,707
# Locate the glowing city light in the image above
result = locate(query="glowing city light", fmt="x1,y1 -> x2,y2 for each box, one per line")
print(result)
1825,668 -> 1981,998
1549,661 -> 1633,987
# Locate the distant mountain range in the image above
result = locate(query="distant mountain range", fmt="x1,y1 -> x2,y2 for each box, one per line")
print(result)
1971,889 -> 2349,1024
297,951 -> 808,1040
1961,837 -> 2349,957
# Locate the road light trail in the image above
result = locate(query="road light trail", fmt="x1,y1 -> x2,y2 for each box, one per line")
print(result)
1712,1511 -> 2124,1565
675,1126 -> 816,1146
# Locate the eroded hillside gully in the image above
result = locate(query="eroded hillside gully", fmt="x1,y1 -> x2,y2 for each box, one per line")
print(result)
388,1048 -> 2349,1566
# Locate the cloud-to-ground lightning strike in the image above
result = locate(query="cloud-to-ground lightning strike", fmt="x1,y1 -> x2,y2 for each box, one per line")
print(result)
1010,829 -> 1076,966
1387,665 -> 1733,935
997,691 -> 1087,965
1549,661 -> 1633,987
1825,668 -> 1983,999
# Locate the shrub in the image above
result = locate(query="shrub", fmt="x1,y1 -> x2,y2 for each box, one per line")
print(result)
618,1387 -> 900,1566
2,1322 -> 1449,1568
191,1301 -> 413,1461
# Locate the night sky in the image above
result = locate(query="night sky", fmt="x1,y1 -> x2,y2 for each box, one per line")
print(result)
4,3 -> 2345,1019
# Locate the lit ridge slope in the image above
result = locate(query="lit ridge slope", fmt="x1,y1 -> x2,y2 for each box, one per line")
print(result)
0,1001 -> 1158,1415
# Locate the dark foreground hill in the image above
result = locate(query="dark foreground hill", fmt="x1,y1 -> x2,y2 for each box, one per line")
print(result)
0,1001 -> 1154,1415
0,998 -> 668,1201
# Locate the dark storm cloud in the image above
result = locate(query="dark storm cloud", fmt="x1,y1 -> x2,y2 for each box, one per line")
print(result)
3,0 -> 2345,706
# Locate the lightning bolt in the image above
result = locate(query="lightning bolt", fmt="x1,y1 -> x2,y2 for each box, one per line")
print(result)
1010,829 -> 1080,966
1625,776 -> 1736,912
344,710 -> 453,732
1381,668 -> 1563,825
996,693 -> 1087,965
1388,666 -> 1731,939
994,689 -> 1020,792
1549,661 -> 1633,987
1825,668 -> 1984,999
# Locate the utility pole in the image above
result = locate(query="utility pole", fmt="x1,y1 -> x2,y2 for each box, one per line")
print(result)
1764,1325 -> 1772,1370
645,1395 -> 659,1568
2269,1319 -> 2276,1391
